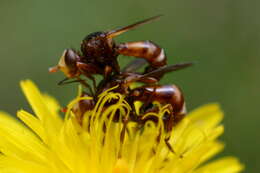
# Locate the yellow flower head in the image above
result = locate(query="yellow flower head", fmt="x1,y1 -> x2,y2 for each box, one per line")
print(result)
0,80 -> 244,173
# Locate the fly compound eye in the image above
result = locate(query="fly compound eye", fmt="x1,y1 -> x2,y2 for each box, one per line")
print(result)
58,49 -> 80,78
64,49 -> 79,68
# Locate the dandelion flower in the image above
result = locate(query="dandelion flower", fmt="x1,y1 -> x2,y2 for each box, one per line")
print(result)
0,80 -> 244,173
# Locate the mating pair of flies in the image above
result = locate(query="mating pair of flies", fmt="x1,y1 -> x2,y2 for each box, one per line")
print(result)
49,15 -> 193,151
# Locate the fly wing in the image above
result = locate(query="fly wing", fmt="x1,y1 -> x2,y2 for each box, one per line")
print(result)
141,62 -> 194,79
122,59 -> 147,72
106,15 -> 162,38
126,62 -> 194,84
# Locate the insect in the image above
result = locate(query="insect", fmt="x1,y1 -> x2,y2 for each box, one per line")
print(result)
50,15 -> 193,153
124,83 -> 186,153
69,62 -> 192,152
96,62 -> 192,95
49,15 -> 167,94
129,85 -> 186,128
101,62 -> 192,151
70,62 -> 191,121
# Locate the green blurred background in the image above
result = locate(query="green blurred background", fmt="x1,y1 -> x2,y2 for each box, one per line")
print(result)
0,0 -> 259,172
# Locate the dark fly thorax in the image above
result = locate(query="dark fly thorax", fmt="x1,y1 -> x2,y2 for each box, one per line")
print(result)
81,31 -> 118,65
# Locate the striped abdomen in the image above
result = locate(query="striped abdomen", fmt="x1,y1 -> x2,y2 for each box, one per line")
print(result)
116,41 -> 167,68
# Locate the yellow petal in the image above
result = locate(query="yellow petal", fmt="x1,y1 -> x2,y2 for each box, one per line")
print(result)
42,94 -> 63,127
17,110 -> 46,142
188,103 -> 224,131
0,155 -> 49,173
195,157 -> 244,173
0,112 -> 47,163
113,159 -> 129,173
20,80 -> 51,121
20,80 -> 63,145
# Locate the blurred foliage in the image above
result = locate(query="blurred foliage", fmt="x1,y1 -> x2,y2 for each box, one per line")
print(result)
0,0 -> 259,172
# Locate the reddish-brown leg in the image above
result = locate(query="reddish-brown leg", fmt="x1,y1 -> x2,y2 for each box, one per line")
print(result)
76,77 -> 94,96
77,62 -> 102,91
76,62 -> 102,76
104,65 -> 113,79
